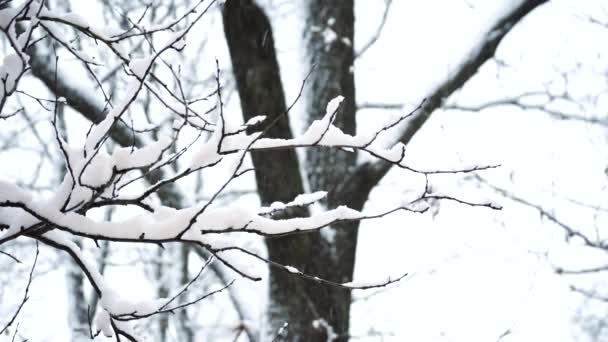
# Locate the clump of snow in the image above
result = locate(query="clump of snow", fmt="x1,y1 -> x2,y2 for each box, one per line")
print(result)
293,191 -> 327,206
312,319 -> 338,342
94,310 -> 113,337
85,115 -> 114,153
342,275 -> 392,288
85,80 -> 142,153
242,205 -> 362,235
100,286 -> 167,316
285,266 -> 299,274
61,12 -> 89,28
80,151 -> 113,187
298,96 -> 343,143
318,125 -> 350,145
384,142 -> 406,162
323,27 -> 338,45
259,191 -> 327,214
221,131 -> 261,152
172,38 -> 186,50
245,115 -> 266,126
326,96 -> 344,117
197,205 -> 256,231
268,201 -> 287,211
0,53 -> 23,94
113,136 -> 171,170
160,29 -> 187,50
190,136 -> 222,169
402,199 -> 430,212
129,56 -> 154,79
191,106 -> 225,169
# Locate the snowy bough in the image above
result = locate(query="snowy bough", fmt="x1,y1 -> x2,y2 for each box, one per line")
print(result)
0,0 -> 501,340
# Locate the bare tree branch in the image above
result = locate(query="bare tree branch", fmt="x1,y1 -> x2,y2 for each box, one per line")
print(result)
0,242 -> 38,335
355,0 -> 393,58
357,0 -> 549,188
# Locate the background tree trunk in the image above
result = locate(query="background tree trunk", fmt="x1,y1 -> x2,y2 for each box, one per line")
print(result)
222,1 -> 361,340
302,1 -> 360,339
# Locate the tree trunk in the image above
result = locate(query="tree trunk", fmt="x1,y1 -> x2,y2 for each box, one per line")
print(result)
222,1 -> 361,340
176,246 -> 195,342
302,1 -> 360,339
66,240 -> 89,341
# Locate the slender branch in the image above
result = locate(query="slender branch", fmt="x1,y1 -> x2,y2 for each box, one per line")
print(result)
0,249 -> 21,263
476,175 -> 602,249
355,0 -> 393,58
0,241 -> 39,335
357,0 -> 549,189
444,93 -> 608,126
570,285 -> 608,303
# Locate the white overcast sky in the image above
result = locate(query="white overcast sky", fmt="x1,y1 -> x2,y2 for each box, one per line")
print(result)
3,0 -> 608,341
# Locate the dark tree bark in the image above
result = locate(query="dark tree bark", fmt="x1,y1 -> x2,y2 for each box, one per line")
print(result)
304,0 -> 357,195
66,239 -> 89,340
302,1 -> 360,339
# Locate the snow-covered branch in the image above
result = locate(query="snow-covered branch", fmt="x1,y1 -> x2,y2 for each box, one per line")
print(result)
0,1 -> 508,340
